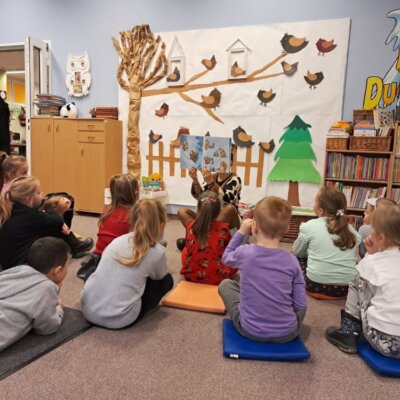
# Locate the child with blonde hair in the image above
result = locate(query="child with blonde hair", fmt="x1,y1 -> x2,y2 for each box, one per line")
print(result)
77,174 -> 139,280
0,155 -> 28,195
292,186 -> 361,298
81,199 -> 173,329
326,203 -> 400,356
0,176 -> 92,269
219,196 -> 307,342
180,190 -> 237,285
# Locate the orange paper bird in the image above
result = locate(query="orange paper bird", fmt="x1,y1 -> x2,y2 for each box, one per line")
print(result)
257,89 -> 276,107
200,88 -> 221,109
231,61 -> 245,77
149,130 -> 162,144
280,34 -> 308,53
304,70 -> 324,89
201,55 -> 217,70
281,61 -> 299,76
259,139 -> 276,153
233,126 -> 254,148
166,66 -> 180,82
316,38 -> 337,55
154,102 -> 169,118
171,127 -> 190,147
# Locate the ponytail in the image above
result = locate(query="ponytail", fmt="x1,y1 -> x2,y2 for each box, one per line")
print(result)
118,199 -> 166,267
192,191 -> 221,246
318,186 -> 356,250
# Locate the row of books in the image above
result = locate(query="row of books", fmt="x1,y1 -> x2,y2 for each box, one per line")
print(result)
326,153 -> 389,181
391,188 -> 400,204
34,94 -> 66,116
353,108 -> 395,137
393,159 -> 400,183
395,124 -> 400,156
347,214 -> 364,231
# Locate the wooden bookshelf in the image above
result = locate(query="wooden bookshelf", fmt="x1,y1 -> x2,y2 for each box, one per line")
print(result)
323,121 -> 400,210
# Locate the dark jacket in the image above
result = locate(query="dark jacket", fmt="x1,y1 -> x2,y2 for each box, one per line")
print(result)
0,203 -> 64,269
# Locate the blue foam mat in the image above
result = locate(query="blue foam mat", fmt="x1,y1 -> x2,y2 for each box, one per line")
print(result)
358,339 -> 400,377
222,319 -> 310,361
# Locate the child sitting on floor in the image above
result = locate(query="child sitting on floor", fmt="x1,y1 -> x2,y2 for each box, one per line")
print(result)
0,237 -> 70,352
292,186 -> 361,299
0,155 -> 28,195
180,190 -> 238,285
81,199 -> 173,329
326,202 -> 400,357
77,174 -> 139,281
219,196 -> 307,342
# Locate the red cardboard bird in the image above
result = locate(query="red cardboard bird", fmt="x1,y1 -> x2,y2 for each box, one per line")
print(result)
155,103 -> 169,118
316,38 -> 337,55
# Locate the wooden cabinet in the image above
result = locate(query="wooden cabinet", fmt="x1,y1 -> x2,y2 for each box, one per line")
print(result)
31,118 -> 122,213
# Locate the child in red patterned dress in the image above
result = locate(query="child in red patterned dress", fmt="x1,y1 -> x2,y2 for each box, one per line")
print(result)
77,174 -> 139,280
180,191 -> 238,285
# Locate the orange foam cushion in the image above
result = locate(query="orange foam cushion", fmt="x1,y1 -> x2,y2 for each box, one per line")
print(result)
162,280 -> 226,314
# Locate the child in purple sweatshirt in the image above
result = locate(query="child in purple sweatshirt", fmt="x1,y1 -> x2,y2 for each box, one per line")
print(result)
219,196 -> 307,342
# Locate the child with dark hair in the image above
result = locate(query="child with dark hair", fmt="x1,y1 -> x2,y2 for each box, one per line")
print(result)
0,237 -> 70,352
326,203 -> 400,356
219,196 -> 307,342
77,174 -> 140,281
180,191 -> 238,285
292,186 -> 362,299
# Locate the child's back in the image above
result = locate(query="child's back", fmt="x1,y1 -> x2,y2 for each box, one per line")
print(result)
0,237 -> 69,352
180,191 -> 237,285
220,196 -> 307,342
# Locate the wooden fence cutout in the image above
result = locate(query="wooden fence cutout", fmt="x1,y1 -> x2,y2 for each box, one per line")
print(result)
146,141 -> 187,178
146,141 -> 264,187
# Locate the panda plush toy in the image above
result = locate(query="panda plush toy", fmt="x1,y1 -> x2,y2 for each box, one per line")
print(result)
60,102 -> 78,118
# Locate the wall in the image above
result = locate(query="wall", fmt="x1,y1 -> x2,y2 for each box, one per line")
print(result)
0,0 -> 397,121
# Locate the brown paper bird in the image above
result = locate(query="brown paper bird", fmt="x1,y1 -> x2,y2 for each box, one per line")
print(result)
257,89 -> 276,107
304,70 -> 324,89
166,66 -> 180,82
316,38 -> 337,55
201,55 -> 217,70
149,130 -> 162,144
280,34 -> 308,53
259,139 -> 276,153
171,127 -> 190,147
231,61 -> 246,77
281,61 -> 299,76
233,126 -> 254,148
154,102 -> 169,118
200,88 -> 221,109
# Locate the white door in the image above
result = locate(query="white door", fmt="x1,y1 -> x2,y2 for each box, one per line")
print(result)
24,36 -> 51,164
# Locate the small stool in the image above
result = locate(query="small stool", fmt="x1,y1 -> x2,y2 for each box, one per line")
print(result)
162,280 -> 226,314
222,319 -> 310,361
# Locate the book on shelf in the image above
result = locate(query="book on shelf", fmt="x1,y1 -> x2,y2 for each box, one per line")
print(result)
373,107 -> 395,130
393,159 -> 400,183
347,214 -> 364,231
391,188 -> 400,204
353,120 -> 376,137
395,123 -> 400,156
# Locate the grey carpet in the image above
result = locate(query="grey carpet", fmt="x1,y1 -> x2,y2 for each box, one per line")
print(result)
0,307 -> 91,380
2,214 -> 400,399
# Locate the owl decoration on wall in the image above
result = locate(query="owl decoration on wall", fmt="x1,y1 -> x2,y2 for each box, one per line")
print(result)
65,52 -> 91,97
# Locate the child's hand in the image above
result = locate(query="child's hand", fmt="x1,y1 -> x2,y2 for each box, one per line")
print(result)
239,219 -> 253,236
201,167 -> 213,185
189,167 -> 198,182
364,234 -> 378,255
62,223 -> 70,235
58,298 -> 63,308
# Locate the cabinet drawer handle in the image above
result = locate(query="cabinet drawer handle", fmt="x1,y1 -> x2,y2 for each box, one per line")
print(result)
88,136 -> 95,140
81,147 -> 84,156
55,124 -> 59,133
47,123 -> 51,132
87,125 -> 95,129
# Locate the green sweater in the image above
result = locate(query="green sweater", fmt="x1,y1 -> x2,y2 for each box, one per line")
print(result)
292,217 -> 362,285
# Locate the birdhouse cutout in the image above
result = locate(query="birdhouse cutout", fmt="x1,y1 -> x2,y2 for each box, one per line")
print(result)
166,36 -> 185,87
226,39 -> 250,80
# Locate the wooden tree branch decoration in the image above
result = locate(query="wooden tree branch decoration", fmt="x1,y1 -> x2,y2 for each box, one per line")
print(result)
112,24 -> 167,177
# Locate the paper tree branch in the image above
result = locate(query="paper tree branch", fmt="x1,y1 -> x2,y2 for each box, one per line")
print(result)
178,92 -> 224,124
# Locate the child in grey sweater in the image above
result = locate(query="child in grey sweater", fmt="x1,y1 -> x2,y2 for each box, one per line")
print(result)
0,237 -> 70,351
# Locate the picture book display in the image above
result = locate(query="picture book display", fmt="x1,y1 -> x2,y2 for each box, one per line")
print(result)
180,135 -> 231,172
